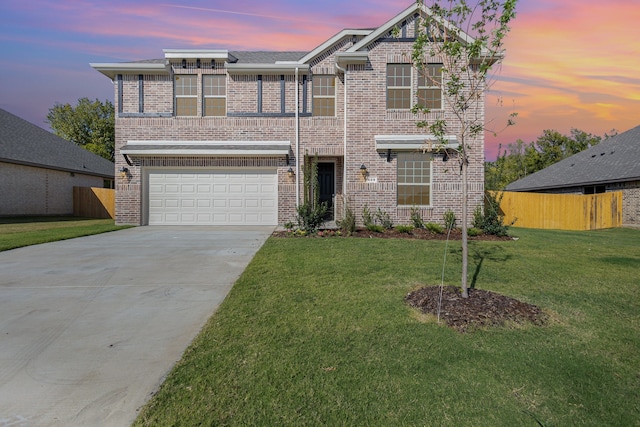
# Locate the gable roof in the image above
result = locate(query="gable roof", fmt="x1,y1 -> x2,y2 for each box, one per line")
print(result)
92,3 -> 479,77
506,125 -> 640,192
0,108 -> 114,179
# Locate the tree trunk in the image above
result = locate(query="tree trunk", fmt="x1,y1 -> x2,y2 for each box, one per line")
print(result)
461,156 -> 469,298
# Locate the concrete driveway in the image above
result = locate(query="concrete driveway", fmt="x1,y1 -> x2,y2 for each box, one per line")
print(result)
0,226 -> 272,426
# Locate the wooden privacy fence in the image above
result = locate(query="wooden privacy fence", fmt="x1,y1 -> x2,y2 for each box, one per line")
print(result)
73,187 -> 115,219
495,191 -> 622,231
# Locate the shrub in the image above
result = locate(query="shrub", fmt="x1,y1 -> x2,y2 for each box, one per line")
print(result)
296,201 -> 328,234
395,225 -> 414,234
472,205 -> 484,229
337,201 -> 356,235
467,227 -> 482,237
410,206 -> 425,229
476,192 -> 511,236
366,224 -> 385,233
362,204 -> 374,227
375,208 -> 394,230
443,210 -> 457,230
294,153 -> 329,234
425,222 -> 444,234
284,221 -> 295,230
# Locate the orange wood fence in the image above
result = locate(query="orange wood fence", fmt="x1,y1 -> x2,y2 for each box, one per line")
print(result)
73,187 -> 115,219
494,191 -> 622,230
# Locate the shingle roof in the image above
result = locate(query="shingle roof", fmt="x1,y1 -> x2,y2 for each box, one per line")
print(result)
230,51 -> 308,64
127,51 -> 309,66
0,108 -> 114,178
506,125 -> 640,191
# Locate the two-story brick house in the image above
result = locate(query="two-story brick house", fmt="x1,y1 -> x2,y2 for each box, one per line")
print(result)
91,3 -> 485,226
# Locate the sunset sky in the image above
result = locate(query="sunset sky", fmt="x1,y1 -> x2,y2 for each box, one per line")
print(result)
1,0 -> 638,160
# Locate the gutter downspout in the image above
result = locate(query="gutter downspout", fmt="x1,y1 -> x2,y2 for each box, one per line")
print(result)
335,61 -> 347,212
295,66 -> 300,208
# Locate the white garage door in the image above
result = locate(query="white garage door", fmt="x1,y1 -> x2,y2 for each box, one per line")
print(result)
148,170 -> 277,225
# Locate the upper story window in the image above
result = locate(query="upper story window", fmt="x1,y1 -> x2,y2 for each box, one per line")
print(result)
417,64 -> 443,110
203,75 -> 226,116
387,63 -> 443,110
174,75 -> 197,116
313,76 -> 336,116
386,64 -> 412,109
397,152 -> 432,206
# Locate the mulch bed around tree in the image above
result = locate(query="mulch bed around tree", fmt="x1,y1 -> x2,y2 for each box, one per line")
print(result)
405,286 -> 548,332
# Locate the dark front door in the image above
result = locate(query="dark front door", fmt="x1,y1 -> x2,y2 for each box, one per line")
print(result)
317,162 -> 335,220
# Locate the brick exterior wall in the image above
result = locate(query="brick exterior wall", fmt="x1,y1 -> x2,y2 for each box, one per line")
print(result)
0,162 -> 107,216
610,181 -> 640,226
110,13 -> 485,227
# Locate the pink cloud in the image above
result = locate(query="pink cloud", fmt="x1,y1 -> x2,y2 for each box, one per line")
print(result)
484,0 -> 640,159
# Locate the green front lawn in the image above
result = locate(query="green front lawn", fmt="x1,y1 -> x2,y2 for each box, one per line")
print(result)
135,228 -> 640,426
0,216 -> 132,251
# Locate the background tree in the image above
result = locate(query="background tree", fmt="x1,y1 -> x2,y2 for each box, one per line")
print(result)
412,0 -> 518,298
485,128 -> 612,190
46,98 -> 115,161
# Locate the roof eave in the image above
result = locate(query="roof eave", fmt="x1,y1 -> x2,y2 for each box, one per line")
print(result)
375,134 -> 459,151
225,63 -> 310,75
335,52 -> 369,68
163,49 -> 231,60
298,29 -> 373,64
90,62 -> 169,80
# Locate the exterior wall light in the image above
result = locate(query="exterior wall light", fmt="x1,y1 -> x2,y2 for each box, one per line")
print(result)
360,163 -> 368,180
119,166 -> 129,178
287,167 -> 295,178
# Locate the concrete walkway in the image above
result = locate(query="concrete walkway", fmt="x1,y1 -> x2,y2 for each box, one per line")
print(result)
0,226 -> 272,426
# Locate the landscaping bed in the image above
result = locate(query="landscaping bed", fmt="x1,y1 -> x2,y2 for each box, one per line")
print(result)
405,285 -> 548,332
272,227 -> 513,241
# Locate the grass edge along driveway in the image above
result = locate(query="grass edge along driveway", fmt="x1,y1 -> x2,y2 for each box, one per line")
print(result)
0,217 -> 132,251
134,227 -> 640,427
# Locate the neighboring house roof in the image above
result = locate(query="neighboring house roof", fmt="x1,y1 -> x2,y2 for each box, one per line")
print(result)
0,108 -> 115,178
506,125 -> 640,192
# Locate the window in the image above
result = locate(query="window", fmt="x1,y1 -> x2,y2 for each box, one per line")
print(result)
387,64 -> 412,109
417,64 -> 442,109
397,152 -> 432,206
313,76 -> 335,116
174,75 -> 197,116
203,75 -> 226,116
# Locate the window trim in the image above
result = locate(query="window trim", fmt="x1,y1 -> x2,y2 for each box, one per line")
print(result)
174,74 -> 198,116
386,64 -> 412,110
417,63 -> 443,110
397,152 -> 433,207
312,75 -> 336,117
386,63 -> 444,111
203,74 -> 227,117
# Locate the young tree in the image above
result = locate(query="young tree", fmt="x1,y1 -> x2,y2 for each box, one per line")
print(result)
46,98 -> 115,161
412,0 -> 517,298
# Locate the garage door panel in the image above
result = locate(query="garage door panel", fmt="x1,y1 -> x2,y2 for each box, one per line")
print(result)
229,213 -> 244,222
148,170 -> 277,225
165,199 -> 179,208
197,184 -> 212,193
213,184 -> 227,193
229,199 -> 243,208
